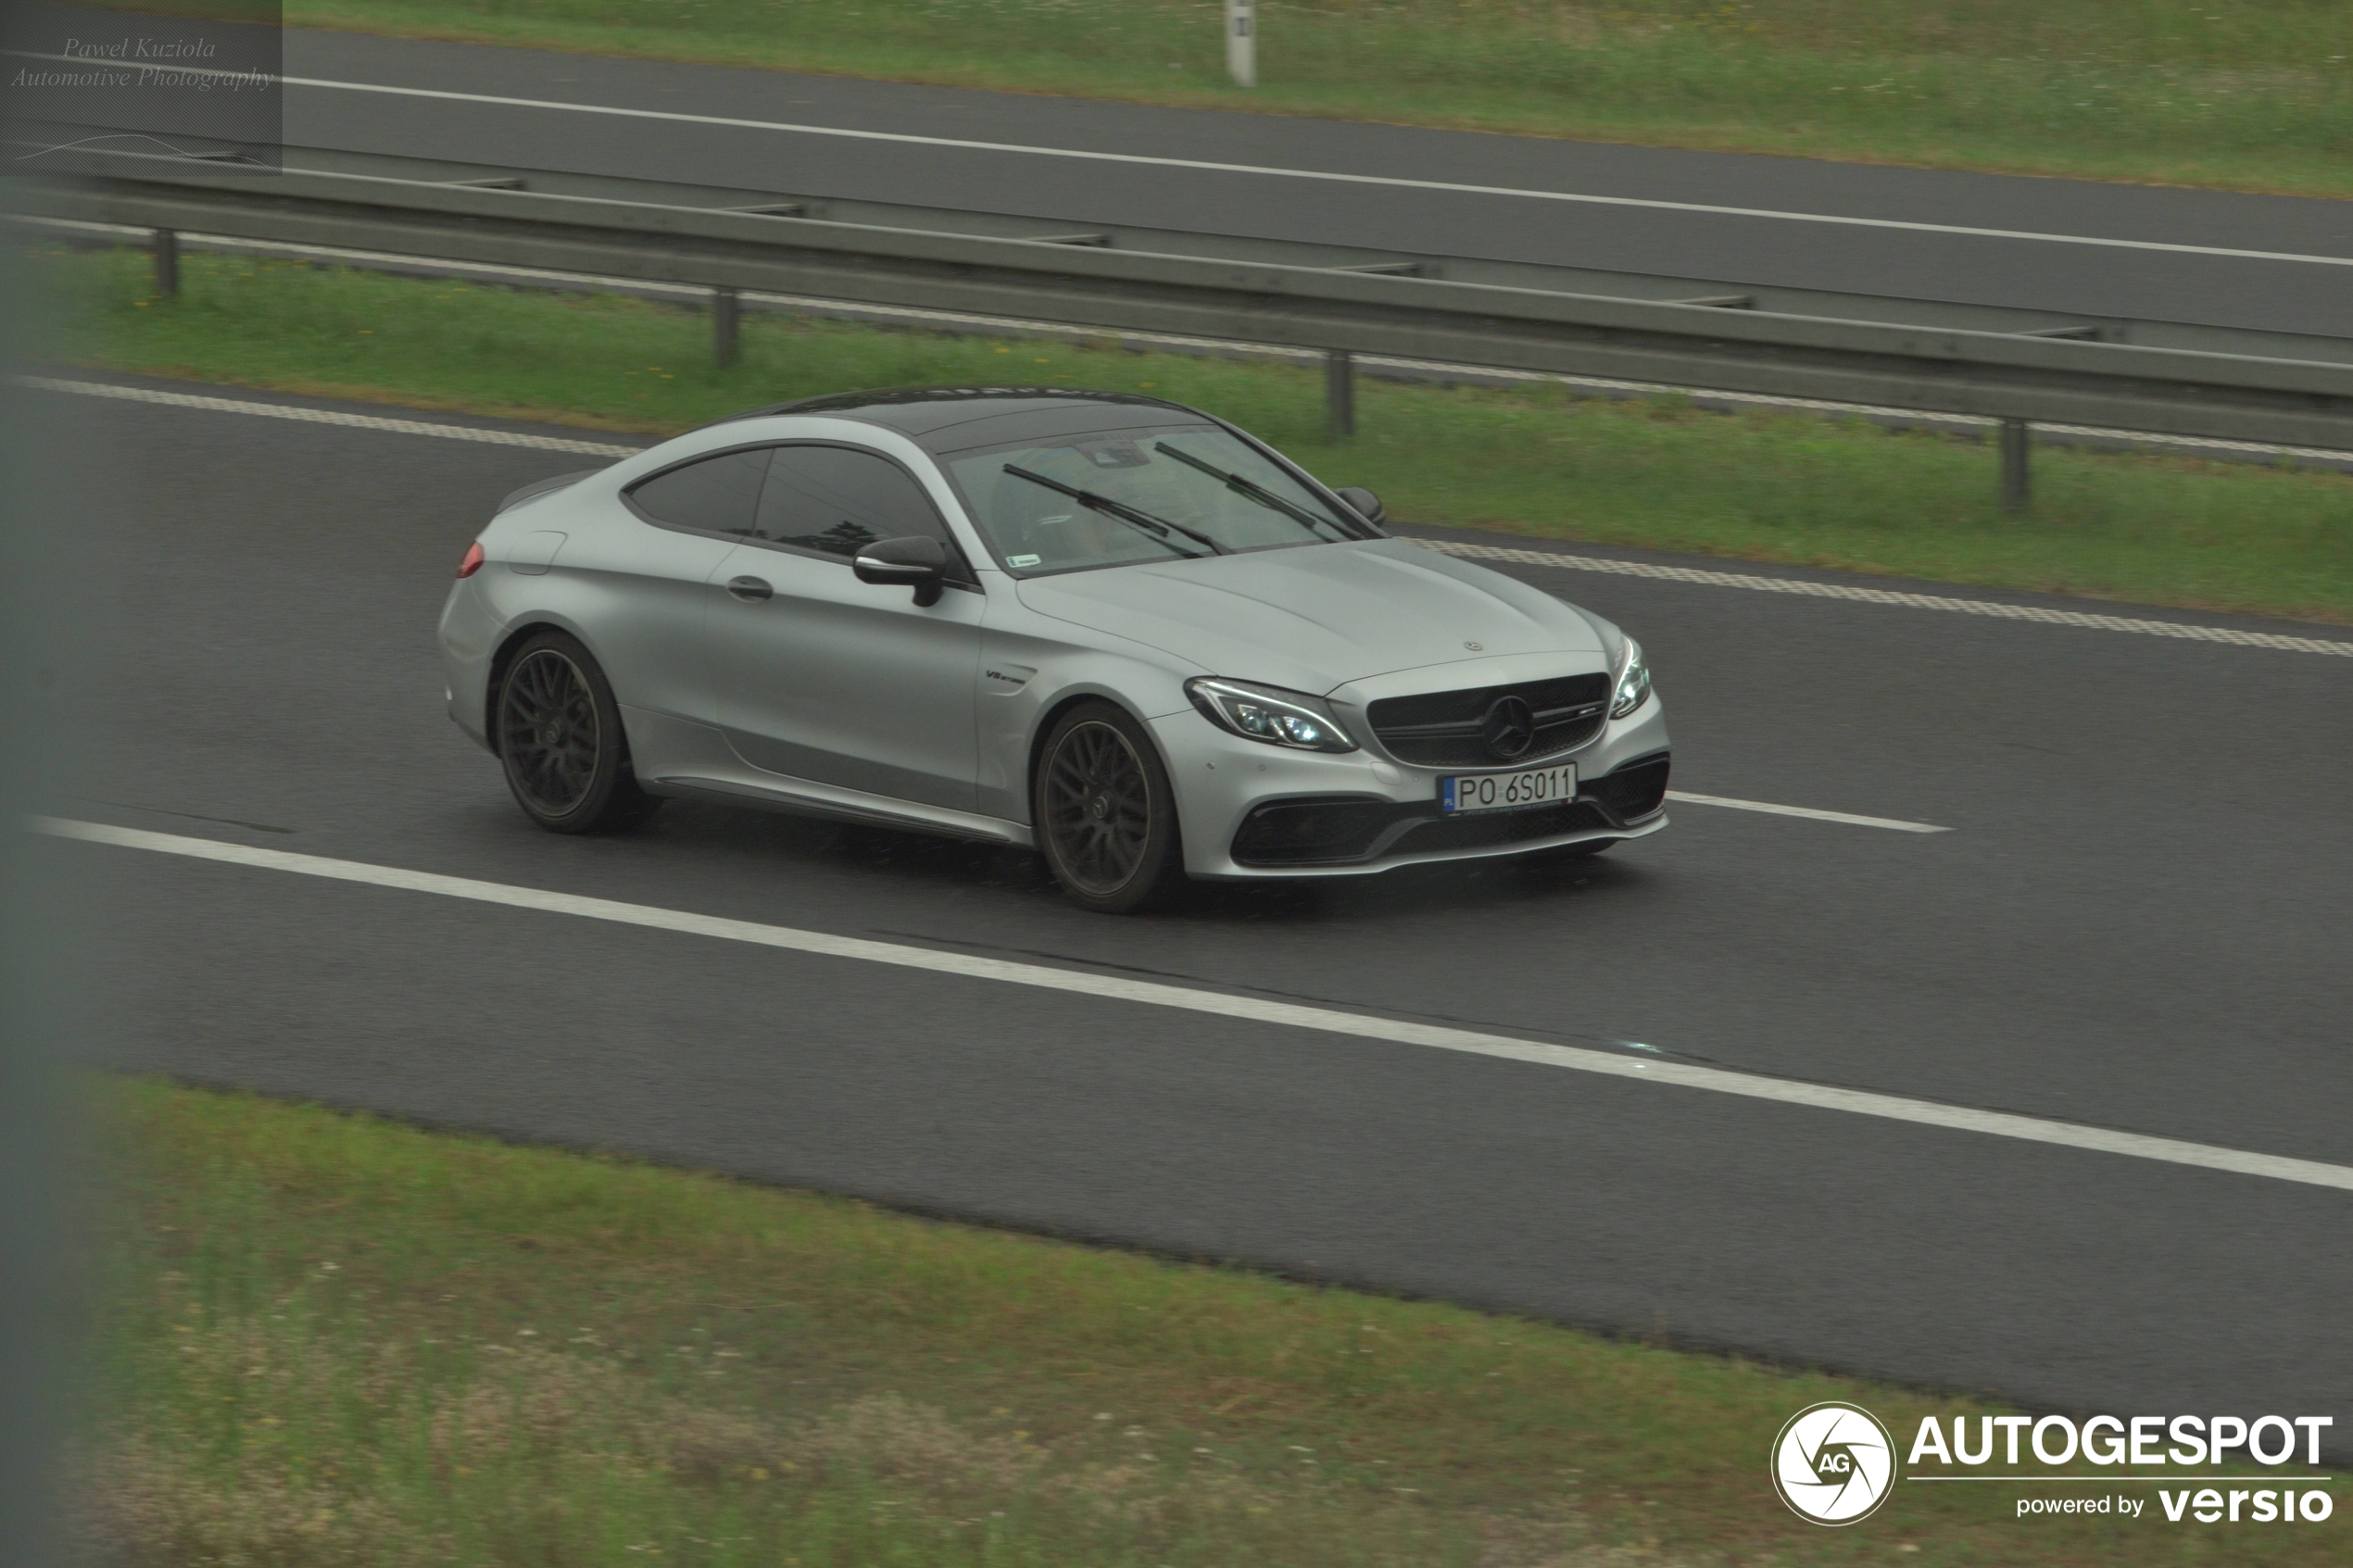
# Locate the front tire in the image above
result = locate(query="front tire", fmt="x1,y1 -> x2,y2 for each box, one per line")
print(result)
494,631 -> 660,834
1033,701 -> 1183,914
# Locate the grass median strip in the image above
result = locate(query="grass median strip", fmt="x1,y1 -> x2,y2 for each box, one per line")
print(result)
38,242 -> 2353,624
87,1078 -> 2341,1566
287,0 -> 2353,198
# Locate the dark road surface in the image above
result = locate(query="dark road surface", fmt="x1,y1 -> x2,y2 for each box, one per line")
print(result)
271,30 -> 2353,339
41,373 -> 2352,1450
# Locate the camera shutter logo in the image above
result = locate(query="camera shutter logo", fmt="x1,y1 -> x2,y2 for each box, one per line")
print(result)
1771,1402 -> 1897,1525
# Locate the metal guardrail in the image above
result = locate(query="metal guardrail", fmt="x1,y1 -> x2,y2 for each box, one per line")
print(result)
13,147 -> 2353,508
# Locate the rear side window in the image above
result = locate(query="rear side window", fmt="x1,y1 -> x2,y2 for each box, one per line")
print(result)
625,447 -> 768,535
754,445 -> 956,562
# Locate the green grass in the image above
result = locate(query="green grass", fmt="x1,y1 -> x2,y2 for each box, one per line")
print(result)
42,244 -> 2353,625
281,0 -> 2353,197
87,1077 -> 2344,1567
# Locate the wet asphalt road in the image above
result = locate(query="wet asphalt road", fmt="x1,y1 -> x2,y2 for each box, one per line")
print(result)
38,373 -> 2351,1450
256,31 -> 2353,339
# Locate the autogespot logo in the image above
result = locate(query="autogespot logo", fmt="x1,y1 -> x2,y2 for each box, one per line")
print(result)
1772,1402 -> 1898,1525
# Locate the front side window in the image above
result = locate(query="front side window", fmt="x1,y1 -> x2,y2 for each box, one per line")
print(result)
753,445 -> 957,562
624,446 -> 767,535
942,424 -> 1362,576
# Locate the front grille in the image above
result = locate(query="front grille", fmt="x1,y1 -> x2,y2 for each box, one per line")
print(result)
1366,672 -> 1610,768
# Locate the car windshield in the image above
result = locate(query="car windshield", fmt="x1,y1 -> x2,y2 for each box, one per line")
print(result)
943,424 -> 1365,575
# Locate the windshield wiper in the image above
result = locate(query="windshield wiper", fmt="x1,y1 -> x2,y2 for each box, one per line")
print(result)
1152,442 -> 1358,540
1000,464 -> 1229,557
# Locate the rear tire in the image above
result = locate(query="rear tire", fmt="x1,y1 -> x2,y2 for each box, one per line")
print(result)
1033,701 -> 1183,914
493,630 -> 661,834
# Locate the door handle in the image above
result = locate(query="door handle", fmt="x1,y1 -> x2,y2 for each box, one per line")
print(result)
726,575 -> 773,602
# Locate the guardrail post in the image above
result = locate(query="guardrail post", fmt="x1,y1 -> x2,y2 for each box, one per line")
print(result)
1326,349 -> 1354,441
712,285 -> 740,369
1999,418 -> 2031,511
152,228 -> 179,298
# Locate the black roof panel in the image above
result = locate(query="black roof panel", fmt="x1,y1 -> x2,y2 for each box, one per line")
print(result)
712,386 -> 1215,454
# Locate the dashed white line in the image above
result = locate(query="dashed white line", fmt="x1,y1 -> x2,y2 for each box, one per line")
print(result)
1665,791 -> 1948,833
24,381 -> 1947,836
1416,539 -> 2353,657
34,816 -> 2353,1193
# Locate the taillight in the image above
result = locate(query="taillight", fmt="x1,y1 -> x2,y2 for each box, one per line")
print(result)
456,541 -> 485,579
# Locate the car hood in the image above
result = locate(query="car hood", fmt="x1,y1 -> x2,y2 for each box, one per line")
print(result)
1013,538 -> 1606,694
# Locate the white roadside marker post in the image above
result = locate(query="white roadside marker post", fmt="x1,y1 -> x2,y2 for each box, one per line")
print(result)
1227,0 -> 1256,87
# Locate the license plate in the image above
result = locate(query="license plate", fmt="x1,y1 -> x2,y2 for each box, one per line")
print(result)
1440,762 -> 1577,815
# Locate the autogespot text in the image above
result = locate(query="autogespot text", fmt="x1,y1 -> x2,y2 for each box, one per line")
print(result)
1907,1413 -> 2335,1526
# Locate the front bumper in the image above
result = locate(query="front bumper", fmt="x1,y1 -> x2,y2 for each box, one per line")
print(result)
1151,694 -> 1670,880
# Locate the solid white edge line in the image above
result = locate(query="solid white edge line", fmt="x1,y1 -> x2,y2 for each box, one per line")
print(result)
10,50 -> 2353,270
34,816 -> 2353,1195
24,374 -> 2353,659
1665,790 -> 1949,834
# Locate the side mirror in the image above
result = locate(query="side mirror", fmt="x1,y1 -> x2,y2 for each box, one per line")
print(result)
1334,486 -> 1385,524
852,535 -> 949,607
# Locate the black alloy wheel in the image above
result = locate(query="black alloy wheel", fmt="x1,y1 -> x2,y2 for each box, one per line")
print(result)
494,630 -> 660,834
1034,701 -> 1182,913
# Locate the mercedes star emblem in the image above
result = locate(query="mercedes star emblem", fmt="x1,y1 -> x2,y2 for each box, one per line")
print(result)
1479,695 -> 1537,759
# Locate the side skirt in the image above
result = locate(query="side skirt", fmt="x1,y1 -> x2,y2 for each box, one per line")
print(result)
620,705 -> 1034,848
650,773 -> 1036,848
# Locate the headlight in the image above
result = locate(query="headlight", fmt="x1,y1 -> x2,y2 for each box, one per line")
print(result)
1610,638 -> 1653,719
1185,677 -> 1358,753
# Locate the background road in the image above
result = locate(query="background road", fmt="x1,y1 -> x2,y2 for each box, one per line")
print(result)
264,29 -> 2353,338
44,374 -> 2353,1450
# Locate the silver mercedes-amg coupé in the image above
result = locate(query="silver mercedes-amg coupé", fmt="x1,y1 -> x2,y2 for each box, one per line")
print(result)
438,388 -> 1669,911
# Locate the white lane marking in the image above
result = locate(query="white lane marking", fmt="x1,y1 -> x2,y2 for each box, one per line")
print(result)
35,815 -> 2353,1194
10,51 -> 2353,270
1665,791 -> 1948,833
1417,539 -> 2353,657
12,376 -> 644,457
26,375 -> 2352,657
